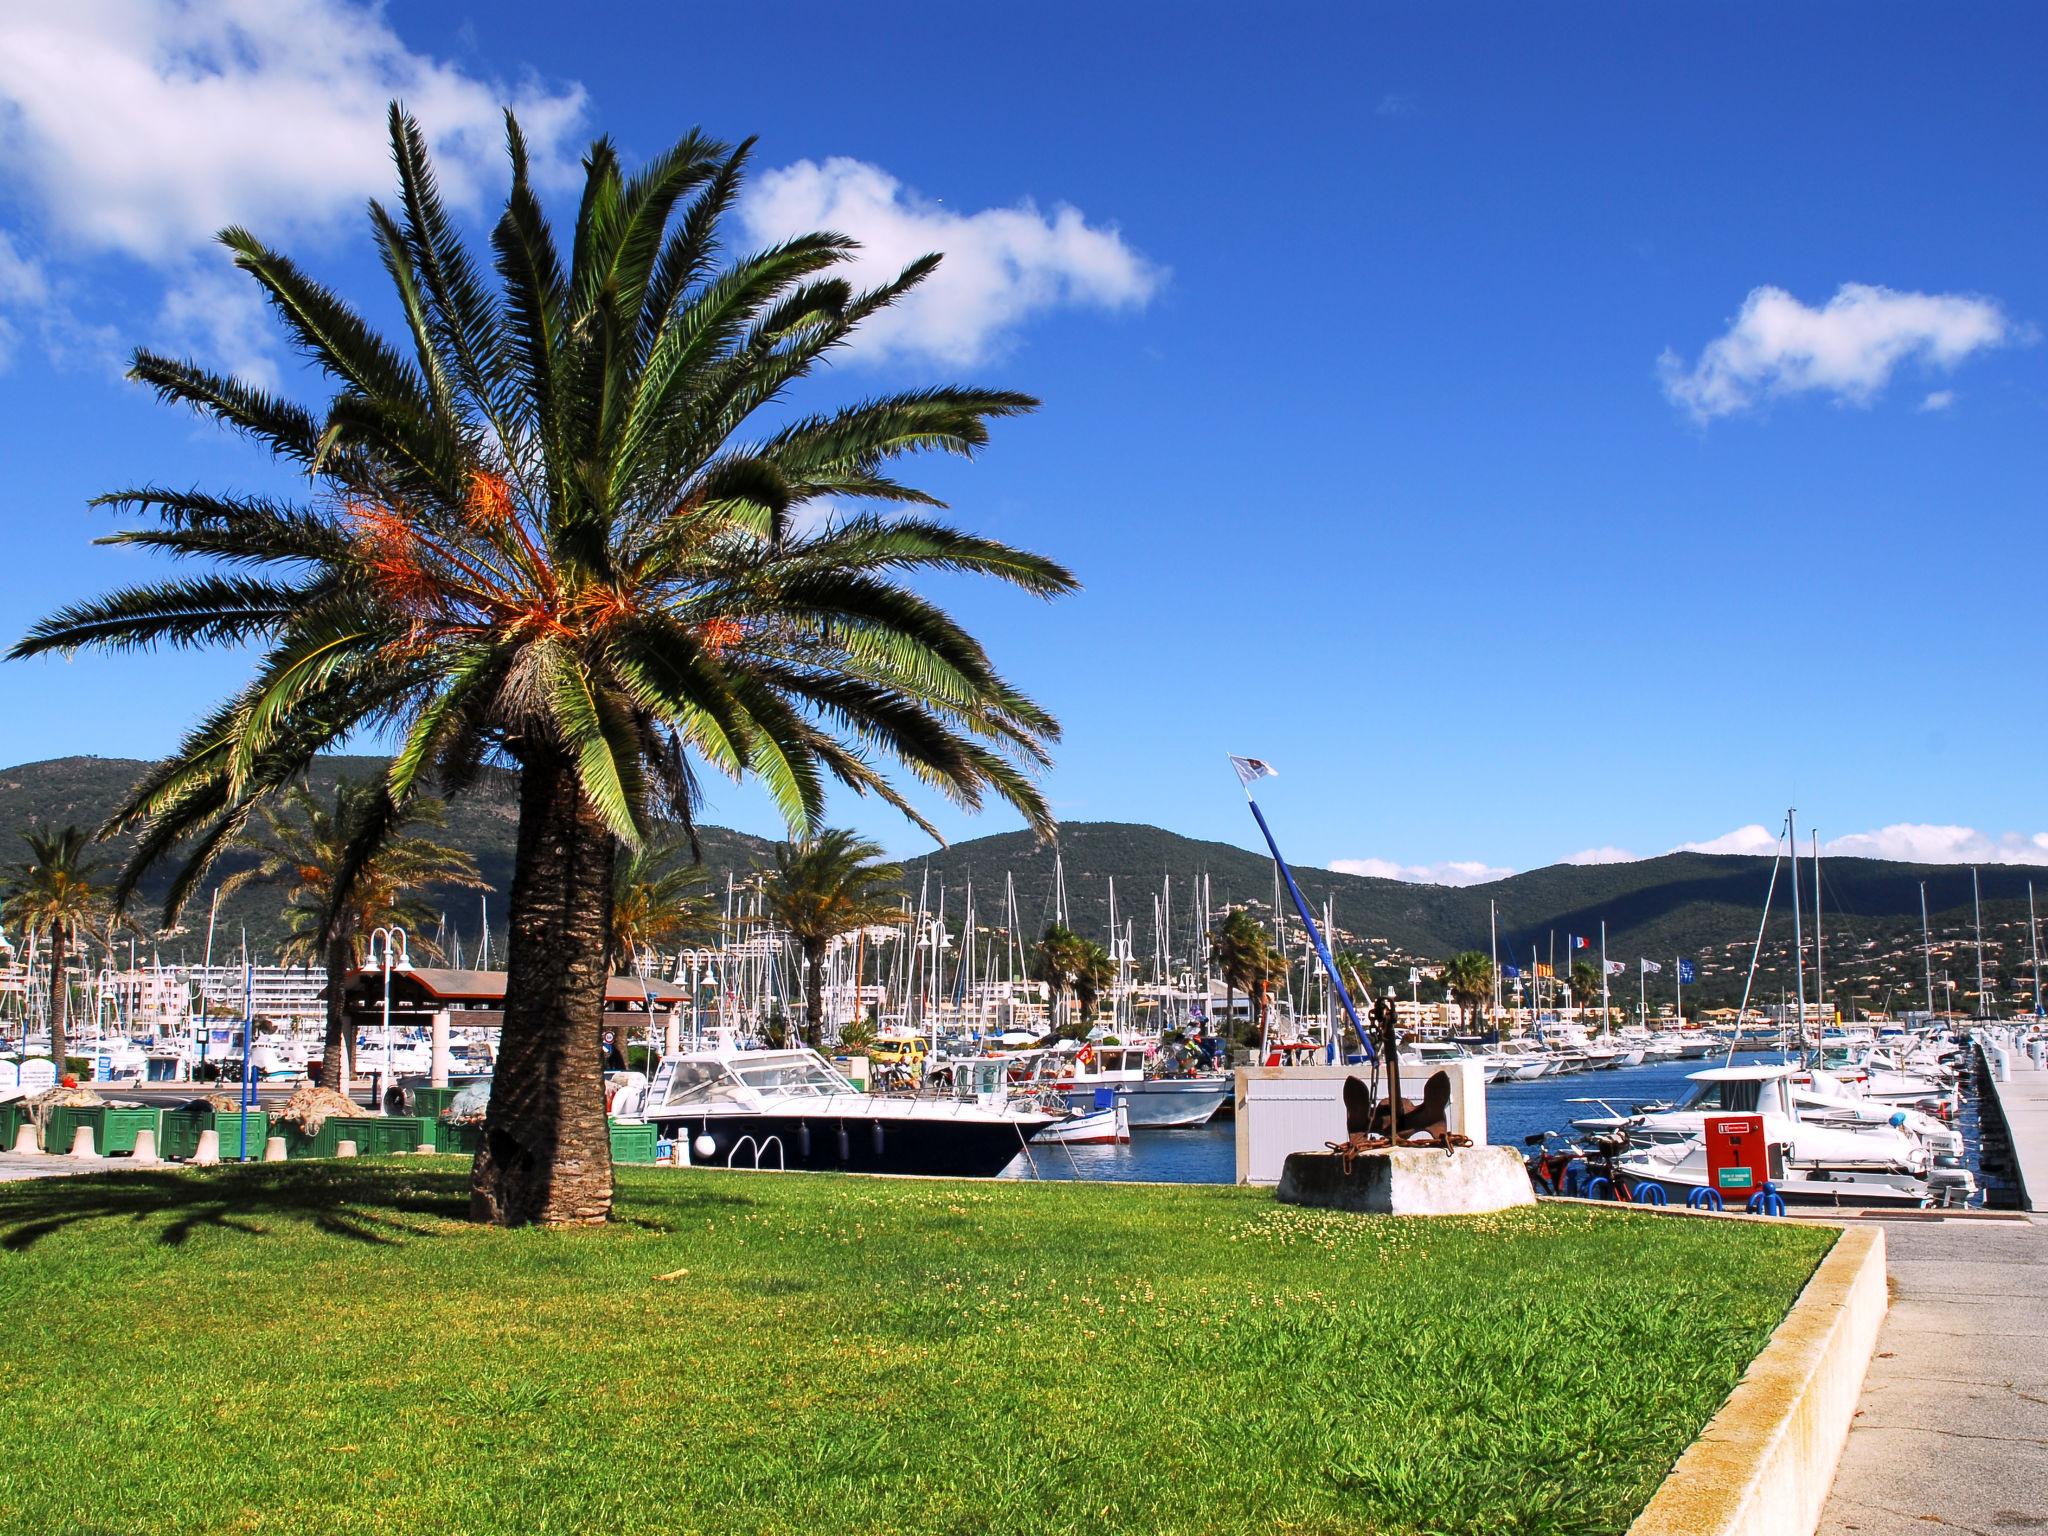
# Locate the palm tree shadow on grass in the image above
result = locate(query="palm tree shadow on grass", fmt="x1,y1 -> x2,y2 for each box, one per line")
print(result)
0,1163 -> 749,1251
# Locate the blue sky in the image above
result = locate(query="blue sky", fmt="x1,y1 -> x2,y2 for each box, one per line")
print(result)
2,2 -> 2045,881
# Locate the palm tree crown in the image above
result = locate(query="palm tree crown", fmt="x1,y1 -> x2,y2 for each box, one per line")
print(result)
609,839 -> 718,973
221,776 -> 483,1090
1,826 -> 108,1066
15,103 -> 1074,892
1209,908 -> 1284,1044
758,828 -> 903,1041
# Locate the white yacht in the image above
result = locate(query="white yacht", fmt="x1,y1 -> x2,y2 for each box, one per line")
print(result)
645,1035 -> 1056,1176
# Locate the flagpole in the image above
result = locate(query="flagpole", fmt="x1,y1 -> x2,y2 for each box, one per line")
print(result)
1226,759 -> 1372,1059
1599,921 -> 1609,1034
1673,954 -> 1681,1029
1638,957 -> 1646,1028
1489,899 -> 1499,1034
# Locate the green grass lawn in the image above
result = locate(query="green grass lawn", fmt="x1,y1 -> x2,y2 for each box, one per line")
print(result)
0,1163 -> 1833,1536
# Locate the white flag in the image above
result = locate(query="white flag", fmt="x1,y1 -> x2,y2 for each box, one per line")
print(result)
1229,755 -> 1278,790
1408,967 -> 1420,984
1604,960 -> 1626,976
1640,959 -> 1663,975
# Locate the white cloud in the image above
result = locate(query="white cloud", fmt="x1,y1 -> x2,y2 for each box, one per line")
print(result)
159,264 -> 281,390
1821,824 -> 2048,867
1563,846 -> 1637,865
0,1 -> 587,262
739,156 -> 1161,366
1675,825 -> 1782,856
1659,282 -> 2022,422
0,0 -> 586,377
1919,389 -> 1955,412
1330,857 -> 1515,887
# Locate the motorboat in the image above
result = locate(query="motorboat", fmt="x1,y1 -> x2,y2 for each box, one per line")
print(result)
644,1035 -> 1055,1177
1036,1099 -> 1131,1145
1483,1041 -> 1553,1080
1582,1063 -> 1974,1209
1030,1042 -> 1230,1128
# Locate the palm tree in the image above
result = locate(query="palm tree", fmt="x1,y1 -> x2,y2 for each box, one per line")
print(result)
1,827 -> 106,1068
219,778 -> 484,1092
608,840 -> 719,974
758,830 -> 903,1045
1071,936 -> 1115,1030
1032,923 -> 1089,1035
1210,908 -> 1283,1047
14,107 -> 1071,1226
1441,950 -> 1495,1037
1569,959 -> 1601,1024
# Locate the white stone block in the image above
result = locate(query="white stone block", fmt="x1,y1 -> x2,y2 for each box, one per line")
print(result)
1276,1144 -> 1536,1216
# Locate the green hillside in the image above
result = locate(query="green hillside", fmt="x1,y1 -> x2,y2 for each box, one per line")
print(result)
2,756 -> 2041,1013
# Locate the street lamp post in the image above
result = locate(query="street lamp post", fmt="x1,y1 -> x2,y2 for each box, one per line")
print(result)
364,926 -> 412,1112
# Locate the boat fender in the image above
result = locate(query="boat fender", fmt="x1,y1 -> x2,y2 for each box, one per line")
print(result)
1889,1111 -> 1908,1127
871,1121 -> 884,1157
797,1122 -> 811,1158
836,1123 -> 850,1161
693,1133 -> 717,1161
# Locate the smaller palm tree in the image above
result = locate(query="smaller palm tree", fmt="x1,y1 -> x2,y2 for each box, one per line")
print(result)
221,778 -> 484,1090
2,827 -> 107,1067
1032,923 -> 1088,1034
1568,959 -> 1602,1026
1072,937 -> 1115,1029
609,840 -> 720,974
758,830 -> 904,1045
1441,950 -> 1495,1036
1210,908 -> 1284,1048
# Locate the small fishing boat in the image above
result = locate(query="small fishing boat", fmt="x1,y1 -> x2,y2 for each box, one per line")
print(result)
1037,1100 -> 1131,1145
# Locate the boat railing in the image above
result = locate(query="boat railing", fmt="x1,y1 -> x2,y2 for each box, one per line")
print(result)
726,1134 -> 785,1171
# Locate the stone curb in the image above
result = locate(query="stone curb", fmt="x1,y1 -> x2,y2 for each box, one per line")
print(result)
1626,1224 -> 1887,1536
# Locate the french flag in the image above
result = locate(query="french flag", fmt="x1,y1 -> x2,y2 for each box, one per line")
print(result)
1569,935 -> 1589,951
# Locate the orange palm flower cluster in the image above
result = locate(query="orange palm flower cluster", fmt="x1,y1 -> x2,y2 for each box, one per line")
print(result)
345,500 -> 442,616
695,617 -> 745,654
464,469 -> 515,529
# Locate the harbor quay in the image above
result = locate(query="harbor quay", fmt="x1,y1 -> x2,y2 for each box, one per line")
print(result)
1820,1034 -> 2048,1535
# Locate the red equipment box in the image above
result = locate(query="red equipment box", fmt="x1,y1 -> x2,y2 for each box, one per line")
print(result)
1704,1114 -> 1772,1193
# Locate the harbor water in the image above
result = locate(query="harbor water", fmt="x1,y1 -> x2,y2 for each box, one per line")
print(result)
1005,1056 -> 1772,1184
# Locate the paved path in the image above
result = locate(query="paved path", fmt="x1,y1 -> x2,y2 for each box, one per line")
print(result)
1818,1211 -> 2047,1535
1823,1050 -> 2048,1534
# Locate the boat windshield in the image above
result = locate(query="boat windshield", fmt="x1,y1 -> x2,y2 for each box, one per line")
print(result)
659,1050 -> 854,1107
1680,1077 -> 1764,1113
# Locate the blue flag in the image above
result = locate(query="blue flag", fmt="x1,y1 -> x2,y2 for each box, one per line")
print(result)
1502,964 -> 1522,980
1677,959 -> 1695,985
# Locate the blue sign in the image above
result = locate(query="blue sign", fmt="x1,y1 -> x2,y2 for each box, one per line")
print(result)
1677,959 -> 1696,985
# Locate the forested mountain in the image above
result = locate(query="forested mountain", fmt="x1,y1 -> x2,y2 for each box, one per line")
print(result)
3,756 -> 2041,1012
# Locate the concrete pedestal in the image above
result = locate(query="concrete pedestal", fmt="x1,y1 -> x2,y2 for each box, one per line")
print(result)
1276,1144 -> 1535,1216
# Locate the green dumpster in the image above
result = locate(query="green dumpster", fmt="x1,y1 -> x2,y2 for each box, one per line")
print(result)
438,1120 -> 483,1155
410,1086 -> 463,1121
160,1108 -> 269,1161
0,1101 -> 28,1150
44,1104 -> 161,1156
277,1114 -> 426,1159
608,1119 -> 658,1165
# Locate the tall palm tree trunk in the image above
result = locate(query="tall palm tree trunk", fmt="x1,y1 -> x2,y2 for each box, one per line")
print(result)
48,925 -> 70,1070
471,751 -> 618,1227
804,939 -> 825,1046
322,929 -> 355,1096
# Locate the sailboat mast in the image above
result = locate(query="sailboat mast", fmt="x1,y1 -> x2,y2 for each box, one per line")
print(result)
1786,808 -> 1807,1053
1972,867 -> 1986,1019
2030,881 -> 2043,1018
1599,920 -> 1609,1031
1489,899 -> 1499,1022
1813,831 -> 1824,1025
1920,881 -> 1935,1017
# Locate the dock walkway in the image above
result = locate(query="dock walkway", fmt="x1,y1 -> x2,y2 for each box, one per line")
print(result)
1818,1037 -> 2048,1534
